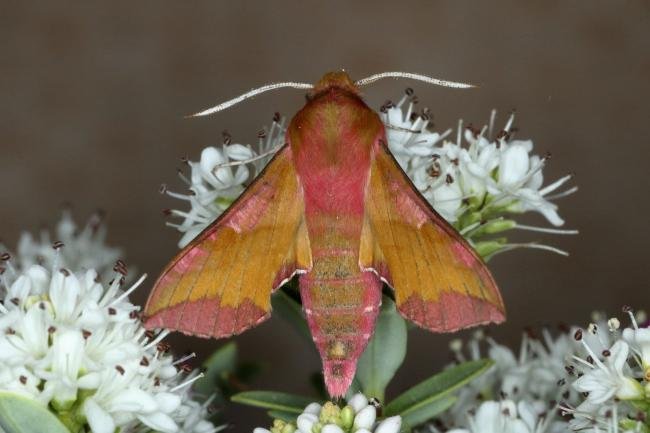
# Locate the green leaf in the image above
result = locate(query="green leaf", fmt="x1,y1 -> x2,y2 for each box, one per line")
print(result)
231,391 -> 315,414
194,342 -> 238,396
271,288 -> 312,345
399,396 -> 456,432
355,296 -> 407,401
385,359 -> 493,418
0,392 -> 70,433
267,410 -> 298,423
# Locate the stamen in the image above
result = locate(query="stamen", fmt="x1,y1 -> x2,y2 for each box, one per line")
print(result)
488,109 -> 497,138
504,111 -> 515,132
624,307 -> 638,329
164,190 -> 193,201
177,170 -> 192,186
189,82 -> 314,117
355,72 -> 475,89
169,209 -> 213,224
579,339 -> 607,370
108,274 -> 147,307
493,243 -> 569,257
173,352 -> 197,366
144,329 -> 171,350
210,144 -> 283,169
545,186 -> 579,201
514,224 -> 579,235
169,372 -> 205,392
539,174 -> 574,196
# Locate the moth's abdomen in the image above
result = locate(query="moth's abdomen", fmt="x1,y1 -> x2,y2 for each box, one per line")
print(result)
299,247 -> 382,397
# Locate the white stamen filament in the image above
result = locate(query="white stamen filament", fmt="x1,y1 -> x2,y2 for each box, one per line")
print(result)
173,352 -> 197,366
504,112 -> 515,132
514,224 -> 579,235
210,144 -> 283,169
579,338 -> 608,370
626,309 -> 639,330
493,242 -> 569,257
488,109 -> 497,137
545,186 -> 579,200
539,174 -> 574,196
170,372 -> 205,392
108,274 -> 147,307
144,329 -> 171,350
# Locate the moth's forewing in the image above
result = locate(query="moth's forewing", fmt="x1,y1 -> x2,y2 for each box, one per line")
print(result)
144,146 -> 311,338
360,141 -> 505,331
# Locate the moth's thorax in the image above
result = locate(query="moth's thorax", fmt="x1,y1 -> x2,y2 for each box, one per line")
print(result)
288,87 -> 385,215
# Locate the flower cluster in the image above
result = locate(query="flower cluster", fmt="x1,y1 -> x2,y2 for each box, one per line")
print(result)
426,328 -> 576,433
0,219 -> 222,433
1,211 -> 122,280
560,309 -> 650,433
423,309 -> 650,433
163,117 -> 286,248
163,95 -> 575,259
254,394 -> 401,433
381,91 -> 577,259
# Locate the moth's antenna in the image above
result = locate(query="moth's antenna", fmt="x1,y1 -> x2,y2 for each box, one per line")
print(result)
189,82 -> 314,117
355,72 -> 475,89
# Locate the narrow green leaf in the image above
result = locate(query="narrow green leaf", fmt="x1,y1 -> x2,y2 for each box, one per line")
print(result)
271,288 -> 312,344
231,391 -> 314,414
267,410 -> 298,423
194,341 -> 238,395
399,396 -> 456,431
0,392 -> 70,433
355,296 -> 407,400
385,359 -> 493,417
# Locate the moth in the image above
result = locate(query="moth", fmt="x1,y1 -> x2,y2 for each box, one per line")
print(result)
144,71 -> 505,397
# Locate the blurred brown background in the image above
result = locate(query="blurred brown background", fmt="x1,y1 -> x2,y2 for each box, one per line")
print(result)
1,0 -> 649,430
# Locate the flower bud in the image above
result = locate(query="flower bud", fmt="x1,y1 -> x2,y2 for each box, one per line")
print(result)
304,402 -> 322,416
347,393 -> 368,413
321,424 -> 343,433
281,423 -> 296,433
353,405 -> 376,430
339,406 -> 354,429
297,413 -> 318,432
319,402 -> 341,424
375,416 -> 402,433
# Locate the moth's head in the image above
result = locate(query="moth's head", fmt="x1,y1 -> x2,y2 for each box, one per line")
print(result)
310,71 -> 360,98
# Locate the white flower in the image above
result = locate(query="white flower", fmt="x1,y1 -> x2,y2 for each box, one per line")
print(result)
621,317 -> 650,375
0,248 -> 221,433
254,393 -> 401,433
1,211 -> 122,281
165,118 -> 286,248
354,405 -> 376,429
447,400 -> 548,433
559,309 -> 650,433
380,92 -> 577,258
572,341 -> 643,404
446,329 -> 573,423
